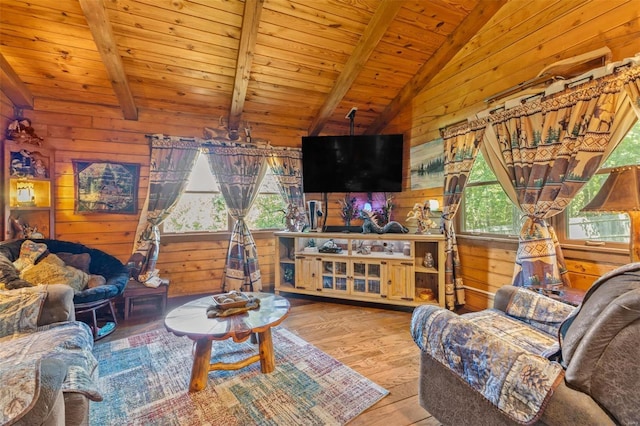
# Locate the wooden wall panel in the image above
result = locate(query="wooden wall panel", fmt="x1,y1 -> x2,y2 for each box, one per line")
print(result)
0,91 -> 17,239
382,1 -> 638,309
455,237 -> 629,310
157,237 -> 275,297
1,0 -> 638,304
14,101 -> 276,298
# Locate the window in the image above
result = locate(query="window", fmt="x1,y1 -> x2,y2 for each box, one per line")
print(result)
561,120 -> 640,244
460,120 -> 640,245
163,153 -> 286,234
460,150 -> 520,236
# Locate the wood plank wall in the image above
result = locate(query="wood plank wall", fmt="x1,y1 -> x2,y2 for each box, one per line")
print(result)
2,0 -> 639,306
1,91 -> 16,239
383,0 -> 640,310
0,100 -> 278,297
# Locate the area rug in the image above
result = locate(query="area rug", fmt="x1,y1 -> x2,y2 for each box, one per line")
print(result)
90,327 -> 388,425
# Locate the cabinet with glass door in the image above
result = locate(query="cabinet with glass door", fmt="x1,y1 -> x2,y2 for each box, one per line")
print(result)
321,259 -> 349,294
351,259 -> 384,299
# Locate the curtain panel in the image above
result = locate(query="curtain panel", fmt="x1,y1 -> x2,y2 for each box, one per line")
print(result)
441,119 -> 486,309
622,63 -> 640,118
266,148 -> 307,230
202,143 -> 268,292
483,62 -> 640,289
130,134 -> 200,281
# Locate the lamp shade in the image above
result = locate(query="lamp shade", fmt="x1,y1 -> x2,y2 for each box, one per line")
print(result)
581,165 -> 640,213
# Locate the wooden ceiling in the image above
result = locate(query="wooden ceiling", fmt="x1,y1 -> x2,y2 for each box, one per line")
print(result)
0,0 -> 508,143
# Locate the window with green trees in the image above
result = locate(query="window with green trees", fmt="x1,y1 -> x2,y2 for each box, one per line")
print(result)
462,150 -> 520,235
563,120 -> 640,243
163,153 -> 286,234
461,120 -> 640,242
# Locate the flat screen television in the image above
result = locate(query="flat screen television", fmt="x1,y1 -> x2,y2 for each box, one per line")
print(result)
301,134 -> 403,193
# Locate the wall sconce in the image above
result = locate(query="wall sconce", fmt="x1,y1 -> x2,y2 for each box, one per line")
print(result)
16,180 -> 36,206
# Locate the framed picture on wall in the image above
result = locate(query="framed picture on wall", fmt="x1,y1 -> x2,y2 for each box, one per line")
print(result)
73,160 -> 139,214
410,138 -> 445,190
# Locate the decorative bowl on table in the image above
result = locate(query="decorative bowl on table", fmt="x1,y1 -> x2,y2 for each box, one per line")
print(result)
211,291 -> 250,310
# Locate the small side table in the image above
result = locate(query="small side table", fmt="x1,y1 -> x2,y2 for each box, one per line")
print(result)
120,279 -> 168,320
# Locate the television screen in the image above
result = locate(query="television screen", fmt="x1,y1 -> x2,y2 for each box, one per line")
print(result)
301,134 -> 403,193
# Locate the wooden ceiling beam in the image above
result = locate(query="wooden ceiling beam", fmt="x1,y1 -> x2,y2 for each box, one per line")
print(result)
307,0 -> 403,136
366,0 -> 508,135
0,53 -> 34,109
79,0 -> 138,120
228,0 -> 265,138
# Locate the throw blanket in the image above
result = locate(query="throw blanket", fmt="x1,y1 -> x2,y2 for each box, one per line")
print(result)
0,321 -> 102,425
412,306 -> 564,424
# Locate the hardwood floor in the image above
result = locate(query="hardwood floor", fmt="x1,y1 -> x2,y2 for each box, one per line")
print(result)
99,293 -> 440,425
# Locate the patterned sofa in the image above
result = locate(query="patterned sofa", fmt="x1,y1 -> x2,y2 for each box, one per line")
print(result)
411,263 -> 640,425
0,284 -> 101,425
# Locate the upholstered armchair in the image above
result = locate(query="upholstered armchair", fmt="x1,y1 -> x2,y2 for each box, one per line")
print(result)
411,263 -> 640,425
0,239 -> 129,339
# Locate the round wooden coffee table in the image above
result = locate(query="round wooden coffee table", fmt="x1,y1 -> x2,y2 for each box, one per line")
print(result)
164,292 -> 290,392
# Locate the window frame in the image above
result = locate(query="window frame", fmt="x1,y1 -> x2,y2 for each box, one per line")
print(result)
552,165 -> 630,251
458,183 -> 521,239
457,150 -> 521,239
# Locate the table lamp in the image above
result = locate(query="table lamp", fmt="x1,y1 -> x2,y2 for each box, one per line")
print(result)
581,165 -> 640,262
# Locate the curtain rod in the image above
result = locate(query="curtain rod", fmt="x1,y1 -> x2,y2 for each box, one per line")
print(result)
484,47 -> 613,105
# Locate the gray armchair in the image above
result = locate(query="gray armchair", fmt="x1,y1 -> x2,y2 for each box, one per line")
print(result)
411,263 -> 640,425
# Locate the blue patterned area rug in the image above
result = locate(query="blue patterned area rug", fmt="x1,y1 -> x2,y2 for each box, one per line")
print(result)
90,327 -> 388,425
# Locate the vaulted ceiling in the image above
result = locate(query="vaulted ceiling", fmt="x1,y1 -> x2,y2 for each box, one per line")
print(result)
0,0 -> 506,142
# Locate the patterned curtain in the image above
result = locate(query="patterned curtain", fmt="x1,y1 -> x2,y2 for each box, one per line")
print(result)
202,143 -> 268,292
622,63 -> 640,117
442,119 -> 486,309
265,148 -> 307,229
130,135 -> 200,281
483,66 -> 639,290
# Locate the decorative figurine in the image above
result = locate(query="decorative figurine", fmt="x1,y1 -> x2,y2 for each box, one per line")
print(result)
423,252 -> 435,268
282,203 -> 305,232
33,159 -> 47,178
406,200 -> 440,234
360,209 -> 408,234
6,118 -> 44,146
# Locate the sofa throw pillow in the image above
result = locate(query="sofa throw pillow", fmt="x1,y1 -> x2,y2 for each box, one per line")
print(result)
87,274 -> 106,289
12,240 -> 49,272
0,254 -> 33,290
0,289 -> 46,338
20,254 -> 89,292
57,252 -> 91,274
